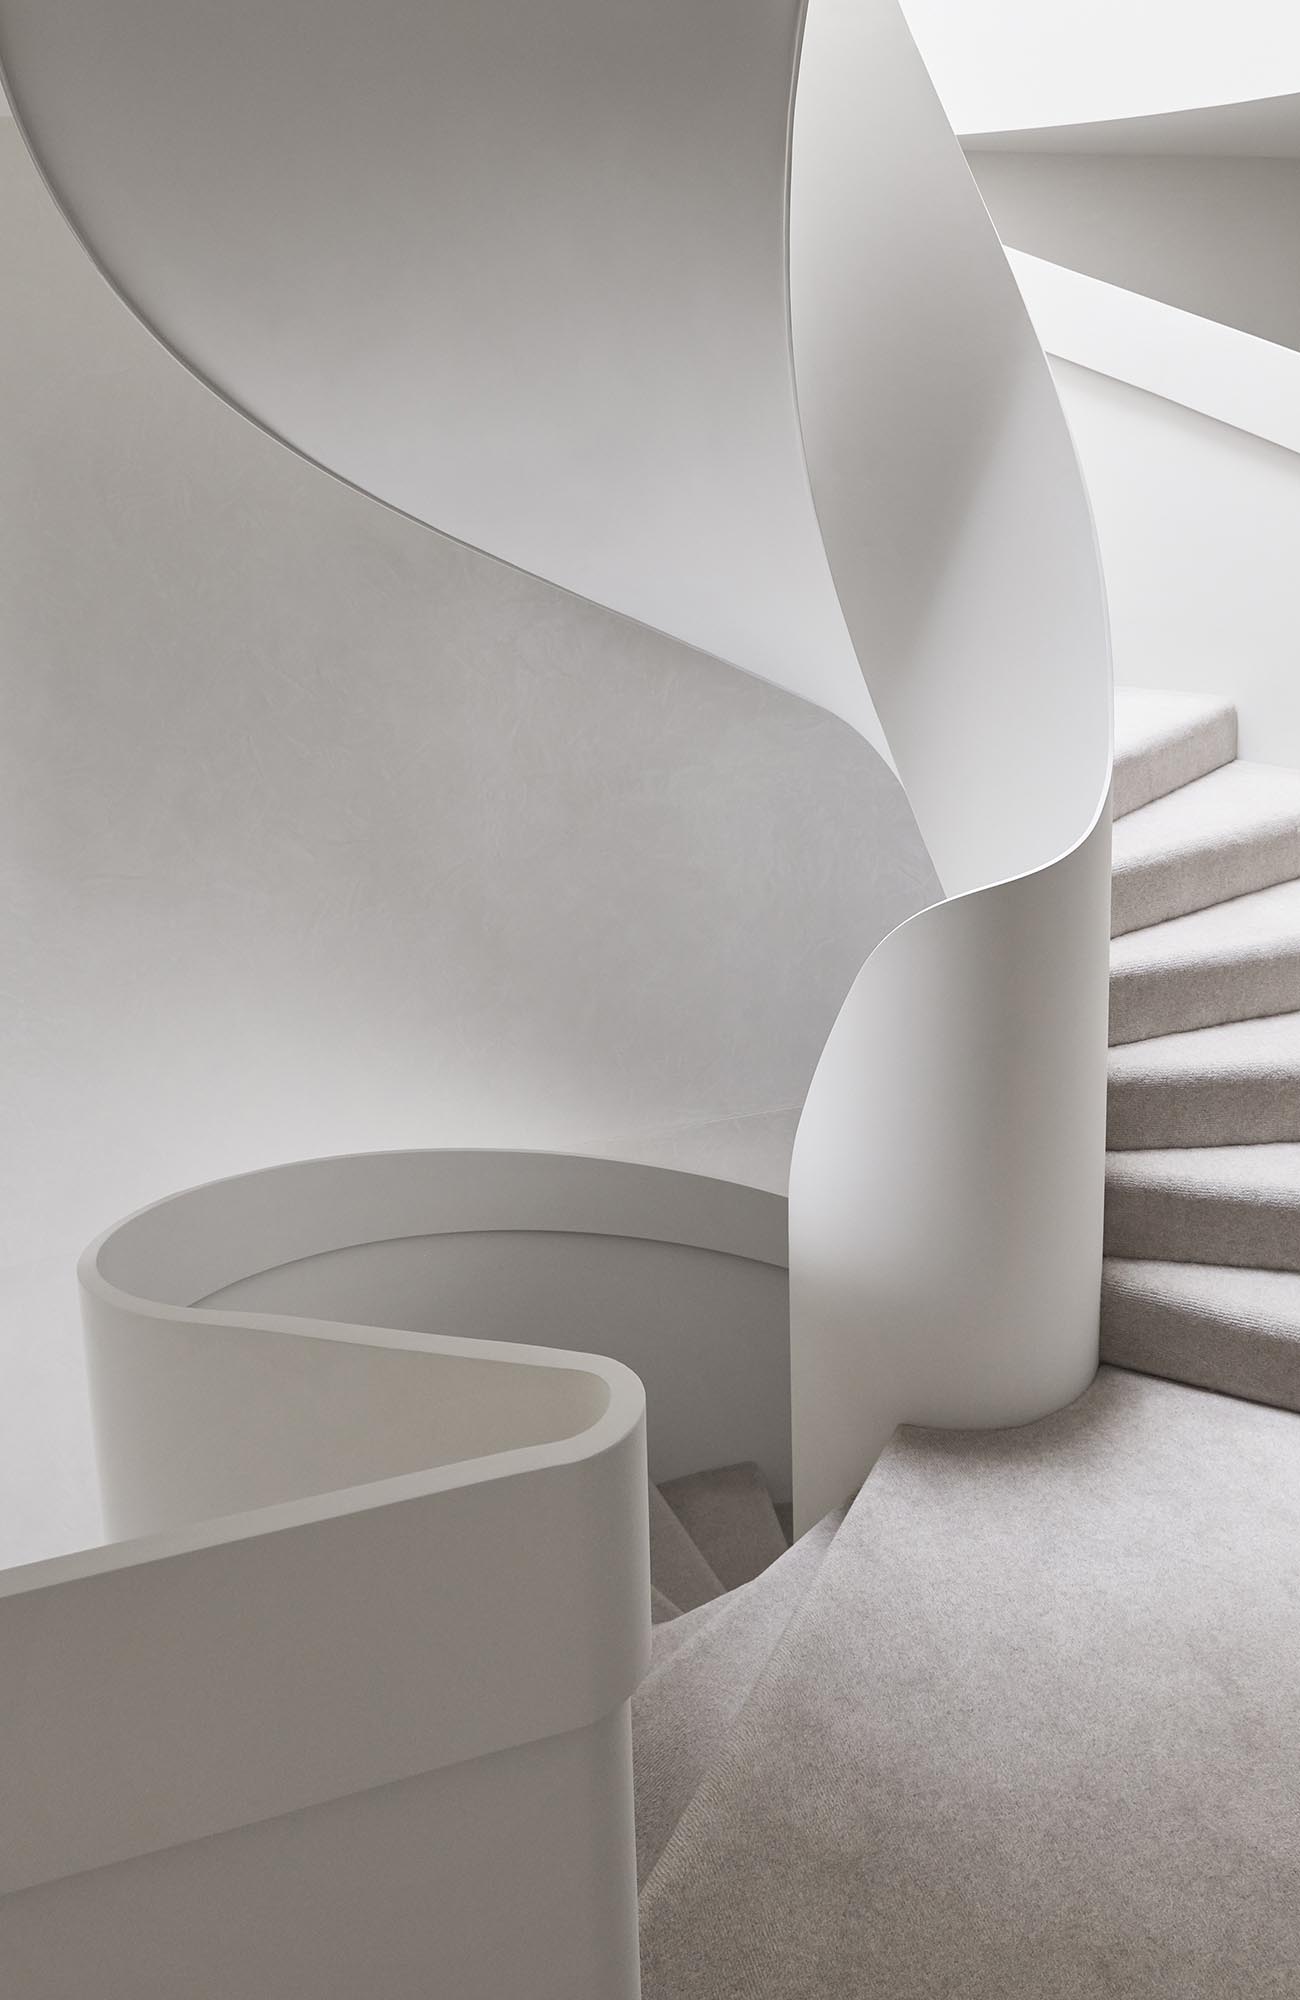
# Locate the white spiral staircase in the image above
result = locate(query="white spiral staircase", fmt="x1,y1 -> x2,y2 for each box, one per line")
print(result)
21,1 -> 1300,1995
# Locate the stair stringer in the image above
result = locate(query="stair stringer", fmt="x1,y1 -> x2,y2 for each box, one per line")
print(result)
786,0 -> 1112,1524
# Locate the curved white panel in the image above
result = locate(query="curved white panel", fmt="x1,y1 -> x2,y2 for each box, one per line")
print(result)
785,0 -> 1111,1523
0,0 -> 882,746
1008,252 -> 1300,457
900,1 -> 1300,140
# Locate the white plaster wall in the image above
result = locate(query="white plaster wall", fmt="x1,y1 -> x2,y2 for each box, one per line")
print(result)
1054,359 -> 1300,766
0,121 -> 937,1566
971,153 -> 1300,353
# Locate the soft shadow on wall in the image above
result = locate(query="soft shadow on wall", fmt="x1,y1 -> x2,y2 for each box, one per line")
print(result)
0,120 -> 939,1565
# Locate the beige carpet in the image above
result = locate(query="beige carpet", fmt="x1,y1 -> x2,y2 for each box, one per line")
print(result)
638,1368 -> 1300,1998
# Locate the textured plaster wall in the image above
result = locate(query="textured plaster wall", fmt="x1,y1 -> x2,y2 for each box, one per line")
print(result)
0,120 -> 937,1564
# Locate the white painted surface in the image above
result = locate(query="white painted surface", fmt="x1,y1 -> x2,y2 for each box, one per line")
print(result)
0,116 -> 936,1568
0,0 -> 880,744
1054,361 -> 1300,769
2,1152 -> 670,1998
1008,254 -> 1300,455
205,1234 -> 792,1498
974,155 -> 1300,354
3,1708 -> 640,2000
785,0 -> 1111,1525
900,0 -> 1300,138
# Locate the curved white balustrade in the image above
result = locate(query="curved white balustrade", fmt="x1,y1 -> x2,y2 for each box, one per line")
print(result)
0,0 -> 1112,1988
4,1151 -> 790,1998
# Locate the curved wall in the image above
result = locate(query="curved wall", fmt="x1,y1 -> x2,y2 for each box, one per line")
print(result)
786,0 -> 1110,1523
0,115 -> 936,1567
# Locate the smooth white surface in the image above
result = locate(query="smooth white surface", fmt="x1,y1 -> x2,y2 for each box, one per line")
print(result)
974,156 -> 1300,354
963,90 -> 1300,157
90,1150 -> 793,1513
0,0 -> 882,745
2,1708 -> 641,2000
1054,362 -> 1300,770
0,1149 -> 792,1991
205,1234 -> 792,1499
785,0 -> 1111,1525
0,115 -> 937,1568
1008,253 -> 1300,455
901,1 -> 1300,138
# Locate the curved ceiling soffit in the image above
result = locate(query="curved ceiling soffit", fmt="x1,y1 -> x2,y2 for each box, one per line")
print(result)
0,0 -> 885,751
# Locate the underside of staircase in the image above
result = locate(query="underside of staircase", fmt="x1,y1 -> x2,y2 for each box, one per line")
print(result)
638,691 -> 1300,1992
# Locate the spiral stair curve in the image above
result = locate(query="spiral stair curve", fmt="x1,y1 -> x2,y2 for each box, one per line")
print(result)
0,2 -> 1113,1995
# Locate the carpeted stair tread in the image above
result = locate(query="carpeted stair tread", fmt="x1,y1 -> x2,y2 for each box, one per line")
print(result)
638,1369 -> 1300,1998
648,1481 -> 725,1613
1105,1143 -> 1300,1273
633,1509 -> 841,1889
650,1586 -> 682,1625
1102,1258 -> 1300,1411
1109,877 -> 1300,1046
656,1461 -> 789,1591
1113,686 -> 1237,820
1107,1010 -> 1300,1149
1110,759 -> 1300,938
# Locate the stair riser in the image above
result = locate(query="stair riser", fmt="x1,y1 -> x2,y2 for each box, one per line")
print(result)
1107,1078 -> 1300,1150
1101,1265 -> 1300,1413
1109,943 -> 1300,1046
1113,706 -> 1237,820
1111,823 -> 1300,938
1105,1184 -> 1300,1274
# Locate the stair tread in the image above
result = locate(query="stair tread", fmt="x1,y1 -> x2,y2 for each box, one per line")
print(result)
1105,1143 -> 1300,1273
634,1508 -> 841,1889
1110,877 -> 1300,1046
1102,1257 -> 1300,1411
1113,686 -> 1237,820
1108,1009 -> 1300,1149
1110,760 -> 1300,937
648,1482 -> 725,1613
656,1461 -> 789,1591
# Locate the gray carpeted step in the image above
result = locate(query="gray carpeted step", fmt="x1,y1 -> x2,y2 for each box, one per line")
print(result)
1102,1258 -> 1300,1412
634,1509 -> 841,1888
1105,1144 -> 1300,1273
656,1461 -> 789,1591
1107,1010 -> 1300,1149
1113,686 -> 1237,820
648,1482 -> 724,1613
1109,878 -> 1300,1047
639,1369 -> 1300,1998
1110,760 -> 1300,938
651,1585 -> 682,1625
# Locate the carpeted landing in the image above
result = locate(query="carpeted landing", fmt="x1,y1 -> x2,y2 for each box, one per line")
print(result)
636,1368 -> 1300,1997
